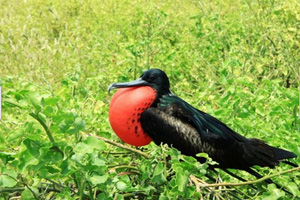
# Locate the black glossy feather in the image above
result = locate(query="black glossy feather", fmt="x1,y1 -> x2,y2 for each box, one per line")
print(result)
141,93 -> 297,170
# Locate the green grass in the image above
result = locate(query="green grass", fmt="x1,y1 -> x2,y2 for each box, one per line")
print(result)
1,0 -> 300,199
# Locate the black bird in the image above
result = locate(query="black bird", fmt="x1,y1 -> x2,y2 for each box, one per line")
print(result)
108,68 -> 297,181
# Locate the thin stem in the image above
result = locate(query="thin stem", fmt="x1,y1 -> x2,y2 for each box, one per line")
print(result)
199,166 -> 300,188
122,191 -> 147,197
29,112 -> 55,143
0,187 -> 61,193
89,134 -> 150,159
4,99 -> 24,109
109,165 -> 139,171
4,99 -> 56,144
1,174 -> 39,199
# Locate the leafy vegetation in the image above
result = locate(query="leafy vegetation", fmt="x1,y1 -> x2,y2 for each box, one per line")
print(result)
1,0 -> 300,199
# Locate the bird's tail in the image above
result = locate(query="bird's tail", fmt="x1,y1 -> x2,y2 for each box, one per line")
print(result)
272,146 -> 297,161
244,138 -> 297,168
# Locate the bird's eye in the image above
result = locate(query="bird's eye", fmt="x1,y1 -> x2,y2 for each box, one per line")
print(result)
148,75 -> 156,82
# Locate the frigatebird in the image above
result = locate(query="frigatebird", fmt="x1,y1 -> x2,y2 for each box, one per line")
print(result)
108,68 -> 297,182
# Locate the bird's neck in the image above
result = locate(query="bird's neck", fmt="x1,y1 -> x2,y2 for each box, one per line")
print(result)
151,89 -> 171,108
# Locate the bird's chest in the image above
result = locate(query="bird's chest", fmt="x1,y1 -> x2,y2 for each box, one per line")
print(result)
109,86 -> 156,146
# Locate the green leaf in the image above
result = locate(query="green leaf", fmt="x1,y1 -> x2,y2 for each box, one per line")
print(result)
42,146 -> 63,163
0,168 -> 17,187
60,159 -> 73,176
43,105 -> 55,116
73,142 -> 90,154
151,162 -> 166,185
21,187 -> 39,200
23,139 -> 40,157
42,97 -> 60,106
21,188 -> 34,200
116,181 -> 127,191
7,128 -> 24,142
175,170 -> 190,193
73,117 -> 85,130
71,152 -> 86,164
28,93 -> 42,112
55,187 -> 73,199
17,150 -> 39,172
59,120 -> 70,133
286,182 -> 300,196
88,174 -> 108,185
84,136 -> 107,151
0,152 -> 15,165
262,184 -> 285,200
73,136 -> 107,154
91,153 -> 106,167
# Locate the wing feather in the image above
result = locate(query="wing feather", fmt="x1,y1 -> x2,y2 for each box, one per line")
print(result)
140,94 -> 296,169
158,94 -> 246,144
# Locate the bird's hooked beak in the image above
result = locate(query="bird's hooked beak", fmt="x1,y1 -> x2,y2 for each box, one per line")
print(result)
108,78 -> 149,93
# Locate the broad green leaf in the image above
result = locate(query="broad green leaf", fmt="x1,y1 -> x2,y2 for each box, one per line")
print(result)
21,187 -> 39,200
28,93 -> 42,112
0,152 -> 15,165
59,120 -> 70,133
71,152 -> 86,164
43,105 -> 55,116
73,142 -> 90,154
286,182 -> 300,196
41,146 -> 63,163
116,181 -> 127,191
91,153 -> 106,167
88,174 -> 108,185
175,170 -> 190,193
7,128 -> 24,142
262,184 -> 285,200
151,162 -> 167,185
0,168 -> 18,187
55,187 -> 73,199
23,139 -> 40,157
17,150 -> 39,172
42,97 -> 60,106
84,136 -> 107,151
73,117 -> 85,130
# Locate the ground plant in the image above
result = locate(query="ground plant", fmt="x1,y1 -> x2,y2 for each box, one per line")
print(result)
0,0 -> 300,199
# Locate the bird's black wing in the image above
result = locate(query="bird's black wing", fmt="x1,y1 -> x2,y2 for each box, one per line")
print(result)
156,94 -> 246,144
140,94 -> 246,163
140,94 -> 296,169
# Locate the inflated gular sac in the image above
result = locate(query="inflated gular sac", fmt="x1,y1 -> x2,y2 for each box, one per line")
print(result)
109,86 -> 156,146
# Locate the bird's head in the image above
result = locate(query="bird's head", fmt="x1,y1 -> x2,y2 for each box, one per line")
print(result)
108,68 -> 171,96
